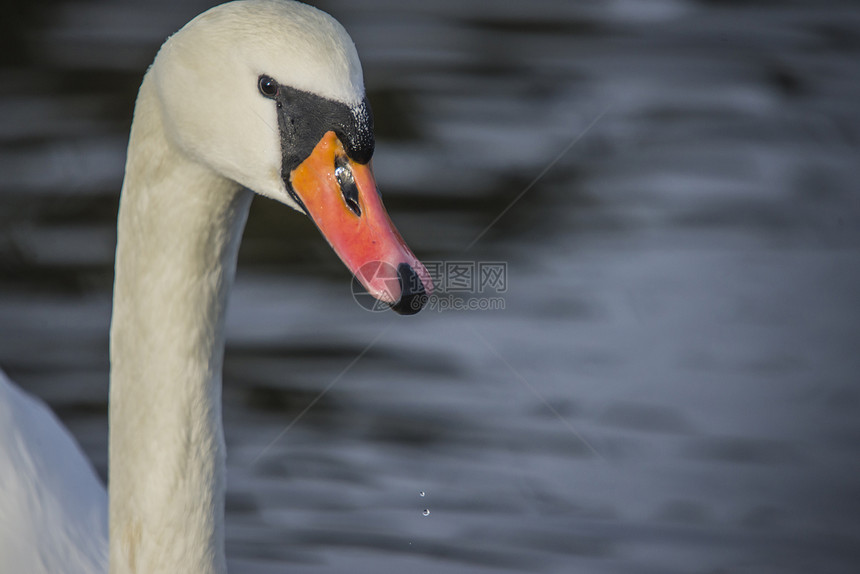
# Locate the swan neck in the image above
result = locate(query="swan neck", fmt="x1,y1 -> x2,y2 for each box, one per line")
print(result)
108,72 -> 252,574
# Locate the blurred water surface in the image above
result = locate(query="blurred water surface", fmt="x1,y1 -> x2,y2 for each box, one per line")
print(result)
2,0 -> 860,572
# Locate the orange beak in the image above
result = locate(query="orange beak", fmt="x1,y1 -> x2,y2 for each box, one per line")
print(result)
289,131 -> 433,314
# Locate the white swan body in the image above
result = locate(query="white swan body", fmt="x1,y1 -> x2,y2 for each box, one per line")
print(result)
0,2 -> 431,573
0,369 -> 107,573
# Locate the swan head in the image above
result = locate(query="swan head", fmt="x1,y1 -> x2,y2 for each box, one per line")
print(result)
148,0 -> 432,313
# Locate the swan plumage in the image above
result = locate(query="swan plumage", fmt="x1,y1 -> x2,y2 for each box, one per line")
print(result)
0,2 -> 431,573
0,369 -> 107,573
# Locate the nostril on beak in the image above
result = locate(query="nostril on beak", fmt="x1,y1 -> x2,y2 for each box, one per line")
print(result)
391,263 -> 428,315
335,158 -> 361,217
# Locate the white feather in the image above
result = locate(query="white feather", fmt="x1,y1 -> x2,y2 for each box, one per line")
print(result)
0,369 -> 107,574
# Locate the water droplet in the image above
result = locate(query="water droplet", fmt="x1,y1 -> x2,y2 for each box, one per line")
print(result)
419,491 -> 425,497
422,509 -> 430,516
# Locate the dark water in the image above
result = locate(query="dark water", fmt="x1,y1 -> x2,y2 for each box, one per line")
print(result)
2,1 -> 860,572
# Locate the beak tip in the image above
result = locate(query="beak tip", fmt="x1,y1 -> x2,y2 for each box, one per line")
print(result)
390,262 -> 430,315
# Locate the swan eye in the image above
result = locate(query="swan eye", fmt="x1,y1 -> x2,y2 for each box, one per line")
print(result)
335,158 -> 360,217
258,75 -> 278,98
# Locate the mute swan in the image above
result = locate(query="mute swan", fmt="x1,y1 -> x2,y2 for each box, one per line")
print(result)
0,1 -> 432,573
